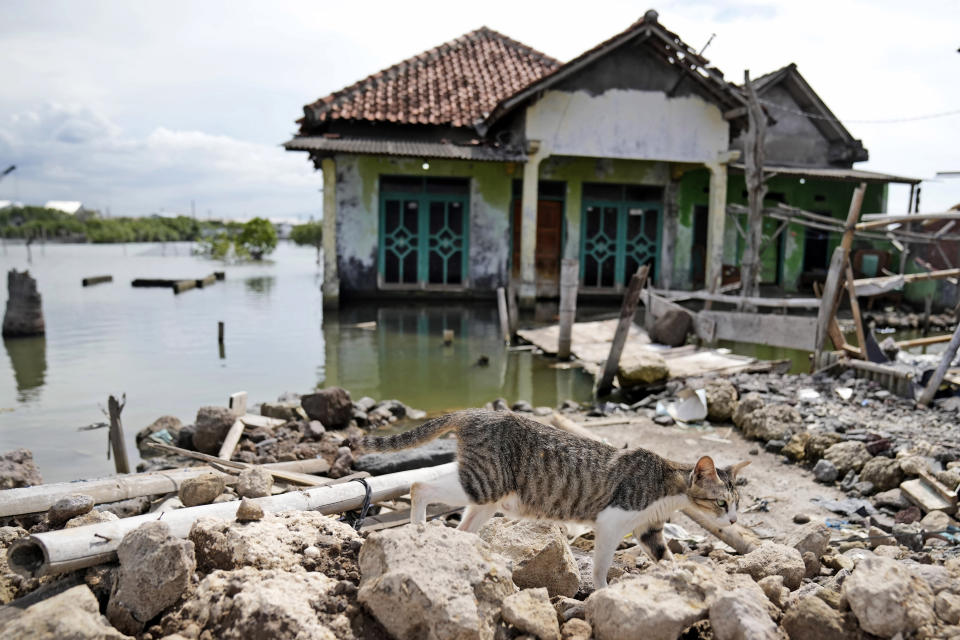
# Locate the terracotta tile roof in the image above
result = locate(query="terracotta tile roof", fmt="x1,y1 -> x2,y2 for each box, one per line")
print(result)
301,27 -> 560,130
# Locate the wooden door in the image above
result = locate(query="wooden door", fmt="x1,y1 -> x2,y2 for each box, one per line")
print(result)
535,201 -> 563,294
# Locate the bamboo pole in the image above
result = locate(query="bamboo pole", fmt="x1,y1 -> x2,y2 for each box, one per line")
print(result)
146,442 -> 325,486
557,259 -> 579,360
107,396 -> 130,475
856,212 -> 960,230
896,334 -> 952,349
7,463 -> 458,578
918,323 -> 960,406
0,459 -> 332,518
596,265 -> 649,396
853,268 -> 960,289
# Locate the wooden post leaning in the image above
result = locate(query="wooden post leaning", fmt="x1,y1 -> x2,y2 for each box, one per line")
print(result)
496,287 -> 510,344
596,265 -> 649,396
107,395 -> 130,474
918,322 -> 960,406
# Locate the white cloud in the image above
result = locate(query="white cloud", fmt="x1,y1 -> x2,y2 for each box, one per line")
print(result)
0,102 -> 319,218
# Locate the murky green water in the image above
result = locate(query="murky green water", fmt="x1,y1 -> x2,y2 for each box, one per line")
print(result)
0,242 -> 594,482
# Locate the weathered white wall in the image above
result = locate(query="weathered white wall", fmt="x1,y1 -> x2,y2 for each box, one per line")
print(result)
525,89 -> 729,163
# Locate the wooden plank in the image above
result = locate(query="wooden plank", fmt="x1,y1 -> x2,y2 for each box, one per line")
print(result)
217,419 -> 246,461
844,262 -> 866,359
900,478 -> 956,514
697,310 -> 818,351
107,395 -> 130,474
814,247 -> 846,367
557,259 -> 578,360
596,266 -> 649,395
896,334 -> 953,349
857,212 -> 960,230
853,268 -> 960,290
196,273 -> 217,288
918,322 -> 960,406
173,280 -> 196,294
242,414 -> 285,429
229,391 -> 247,416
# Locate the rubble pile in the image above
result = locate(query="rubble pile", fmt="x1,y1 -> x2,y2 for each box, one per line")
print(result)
1,374 -> 960,638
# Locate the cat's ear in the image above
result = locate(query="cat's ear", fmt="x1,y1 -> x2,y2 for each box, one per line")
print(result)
692,456 -> 718,484
729,460 -> 751,478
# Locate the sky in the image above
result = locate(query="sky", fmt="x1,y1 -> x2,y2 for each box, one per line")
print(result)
0,0 -> 958,220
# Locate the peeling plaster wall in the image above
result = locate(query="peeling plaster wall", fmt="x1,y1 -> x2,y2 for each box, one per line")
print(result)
525,89 -> 729,164
335,154 -> 513,294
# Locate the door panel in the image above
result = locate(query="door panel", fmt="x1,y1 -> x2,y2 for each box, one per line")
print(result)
535,200 -> 563,287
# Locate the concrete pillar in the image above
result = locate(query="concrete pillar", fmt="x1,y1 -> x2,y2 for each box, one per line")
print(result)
518,148 -> 544,306
321,157 -> 339,308
704,160 -> 729,293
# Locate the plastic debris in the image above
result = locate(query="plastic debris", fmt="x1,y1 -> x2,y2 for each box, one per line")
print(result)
835,387 -> 853,401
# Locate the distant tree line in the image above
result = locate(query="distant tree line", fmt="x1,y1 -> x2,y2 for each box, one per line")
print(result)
0,206 -> 242,243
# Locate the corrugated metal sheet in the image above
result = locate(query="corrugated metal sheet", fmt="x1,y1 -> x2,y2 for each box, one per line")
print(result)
283,137 -> 525,162
730,163 -> 919,185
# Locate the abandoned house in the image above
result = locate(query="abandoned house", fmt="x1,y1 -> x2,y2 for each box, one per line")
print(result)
285,9 -> 919,306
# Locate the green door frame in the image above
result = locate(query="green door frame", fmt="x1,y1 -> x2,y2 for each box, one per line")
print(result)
379,181 -> 470,287
580,198 -> 663,288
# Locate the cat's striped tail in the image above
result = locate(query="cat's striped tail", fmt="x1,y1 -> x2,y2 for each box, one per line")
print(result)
359,411 -> 461,452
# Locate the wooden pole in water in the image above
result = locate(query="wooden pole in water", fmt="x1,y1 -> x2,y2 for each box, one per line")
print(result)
506,281 -> 519,339
596,265 -> 649,396
218,321 -> 225,345
107,395 -> 130,475
557,259 -> 579,360
918,322 -> 960,406
496,287 -> 510,344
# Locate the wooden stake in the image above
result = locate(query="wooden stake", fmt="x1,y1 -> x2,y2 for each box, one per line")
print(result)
218,321 -> 225,344
557,259 -> 579,360
217,419 -> 246,461
844,262 -> 866,359
918,322 -> 960,406
596,265 -> 649,396
496,287 -> 510,344
107,395 -> 130,474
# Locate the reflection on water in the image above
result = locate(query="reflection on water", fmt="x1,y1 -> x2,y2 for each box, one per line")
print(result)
321,302 -> 594,412
244,276 -> 275,295
4,336 -> 46,402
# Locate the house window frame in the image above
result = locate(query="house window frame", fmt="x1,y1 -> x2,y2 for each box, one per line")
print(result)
377,176 -> 471,291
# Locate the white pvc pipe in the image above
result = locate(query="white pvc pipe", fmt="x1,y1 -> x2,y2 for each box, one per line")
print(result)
8,462 -> 456,578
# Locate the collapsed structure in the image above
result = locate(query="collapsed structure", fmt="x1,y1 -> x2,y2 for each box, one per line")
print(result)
285,9 -> 918,307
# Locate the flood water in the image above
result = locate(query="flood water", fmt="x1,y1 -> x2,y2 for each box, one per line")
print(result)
0,242 -> 594,482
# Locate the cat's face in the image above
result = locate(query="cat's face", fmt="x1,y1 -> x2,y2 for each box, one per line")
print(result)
685,457 -> 749,526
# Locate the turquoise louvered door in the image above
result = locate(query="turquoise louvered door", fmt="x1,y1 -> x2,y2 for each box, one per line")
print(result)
380,189 -> 468,287
581,200 -> 661,289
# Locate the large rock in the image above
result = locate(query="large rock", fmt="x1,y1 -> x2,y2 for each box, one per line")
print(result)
355,439 -> 458,475
936,592 -> 960,625
236,467 -> 273,498
162,567 -> 341,640
478,517 -> 580,597
301,387 -> 353,429
781,433 -> 811,462
709,588 -> 782,640
843,555 -> 936,638
823,441 -> 872,475
2,584 -> 131,639
734,543 -> 806,590
781,596 -> 848,640
858,456 -> 904,492
106,521 -> 196,635
804,432 -> 844,459
649,308 -> 692,347
358,522 -> 514,640
66,509 -> 119,528
739,404 -> 802,442
585,561 -> 771,640
704,379 -> 738,422
192,406 -> 237,454
501,588 -> 561,640
616,351 -> 669,387
733,393 -> 765,429
135,415 -> 182,457
2,270 -> 44,337
190,511 -> 361,576
260,402 -> 306,422
812,459 -> 839,483
47,493 -> 94,526
0,448 -> 42,489
178,473 -> 225,506
786,523 -> 831,560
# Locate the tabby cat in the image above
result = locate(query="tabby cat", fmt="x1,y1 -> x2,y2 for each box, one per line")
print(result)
361,409 -> 748,589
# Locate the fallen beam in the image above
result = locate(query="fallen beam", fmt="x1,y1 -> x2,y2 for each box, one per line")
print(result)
853,268 -> 960,293
81,275 -> 112,287
856,212 -> 960,230
7,462 -> 458,578
0,459 -> 332,518
896,334 -> 953,349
